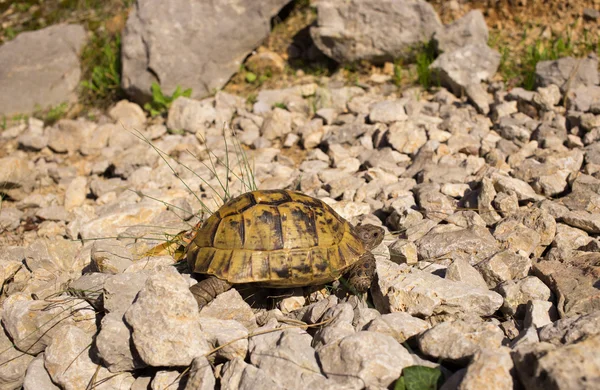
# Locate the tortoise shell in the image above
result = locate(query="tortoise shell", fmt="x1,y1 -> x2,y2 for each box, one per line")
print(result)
185,189 -> 368,287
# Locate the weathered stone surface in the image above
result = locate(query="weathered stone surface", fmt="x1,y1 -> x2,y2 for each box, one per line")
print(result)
183,356 -> 215,390
475,250 -> 532,289
446,258 -> 489,290
318,331 -> 414,389
23,353 -> 59,390
416,225 -> 500,265
365,312 -> 430,343
496,276 -> 552,317
459,347 -> 514,390
512,335 -> 600,390
373,260 -> 503,317
0,157 -> 36,201
200,289 -> 257,331
199,317 -> 248,361
534,253 -> 600,318
310,0 -> 441,64
0,323 -> 34,389
45,325 -> 135,390
249,323 -> 329,388
2,293 -> 96,355
0,24 -> 87,116
535,53 -> 599,93
538,310 -> 600,345
122,0 -> 289,102
220,357 -> 281,390
417,319 -> 505,363
90,239 -> 134,274
124,267 -> 210,367
433,10 -> 489,53
430,44 -> 500,96
96,312 -> 145,373
524,300 -> 558,329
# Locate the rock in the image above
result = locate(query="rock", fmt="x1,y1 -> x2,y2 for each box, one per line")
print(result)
124,267 -> 210,367
524,300 -> 558,329
459,347 -> 514,390
220,357 -> 281,389
496,276 -> 552,318
2,293 -> 96,355
0,207 -> 23,231
415,225 -> 500,265
183,357 -> 215,390
430,44 -> 500,96
121,0 -> 289,102
64,176 -> 88,211
446,258 -> 489,290
566,85 -> 600,112
533,84 -> 561,111
17,121 -> 49,151
538,310 -> 600,345
0,156 -> 35,201
310,0 -> 441,64
0,24 -> 87,116
248,324 -> 329,388
475,250 -> 531,289
0,321 -> 34,389
466,83 -> 491,115
151,370 -> 184,390
166,97 -> 216,137
491,173 -> 545,202
261,107 -> 293,140
534,253 -> 600,317
366,312 -> 430,343
562,210 -> 600,233
433,10 -> 489,53
535,53 -> 599,92
244,49 -> 285,74
199,317 -> 248,361
583,8 -> 600,21
108,100 -> 147,130
80,203 -> 165,240
90,239 -> 134,274
96,313 -> 145,372
318,331 -> 414,389
389,239 -> 418,264
373,260 -> 503,317
386,120 -> 428,154
200,289 -> 257,330
417,319 -> 505,363
368,100 -> 408,124
23,354 -> 59,390
512,335 -> 600,390
45,325 -> 135,390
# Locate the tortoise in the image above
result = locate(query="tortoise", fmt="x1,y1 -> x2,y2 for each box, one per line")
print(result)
186,189 -> 385,308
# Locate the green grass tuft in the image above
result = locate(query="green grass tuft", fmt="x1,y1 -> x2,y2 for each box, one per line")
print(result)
80,32 -> 123,106
415,41 -> 437,90
143,82 -> 193,117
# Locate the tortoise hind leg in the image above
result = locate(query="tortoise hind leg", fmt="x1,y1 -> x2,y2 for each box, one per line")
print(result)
345,252 -> 376,293
190,276 -> 233,309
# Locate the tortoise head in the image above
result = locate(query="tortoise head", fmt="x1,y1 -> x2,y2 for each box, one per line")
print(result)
354,224 -> 385,250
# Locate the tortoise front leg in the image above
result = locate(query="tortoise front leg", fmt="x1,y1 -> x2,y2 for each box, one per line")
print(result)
344,252 -> 376,293
190,276 -> 233,309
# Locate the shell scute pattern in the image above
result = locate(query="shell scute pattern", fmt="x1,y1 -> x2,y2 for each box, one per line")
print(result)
187,190 -> 368,287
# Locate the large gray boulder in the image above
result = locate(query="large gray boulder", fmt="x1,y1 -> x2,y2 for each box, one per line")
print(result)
535,53 -> 599,93
121,0 -> 290,103
310,0 -> 441,64
0,24 -> 87,116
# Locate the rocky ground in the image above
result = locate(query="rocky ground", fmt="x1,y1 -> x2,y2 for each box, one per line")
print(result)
1,1 -> 600,390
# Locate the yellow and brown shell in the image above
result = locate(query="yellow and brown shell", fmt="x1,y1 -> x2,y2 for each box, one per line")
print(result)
185,189 -> 368,287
